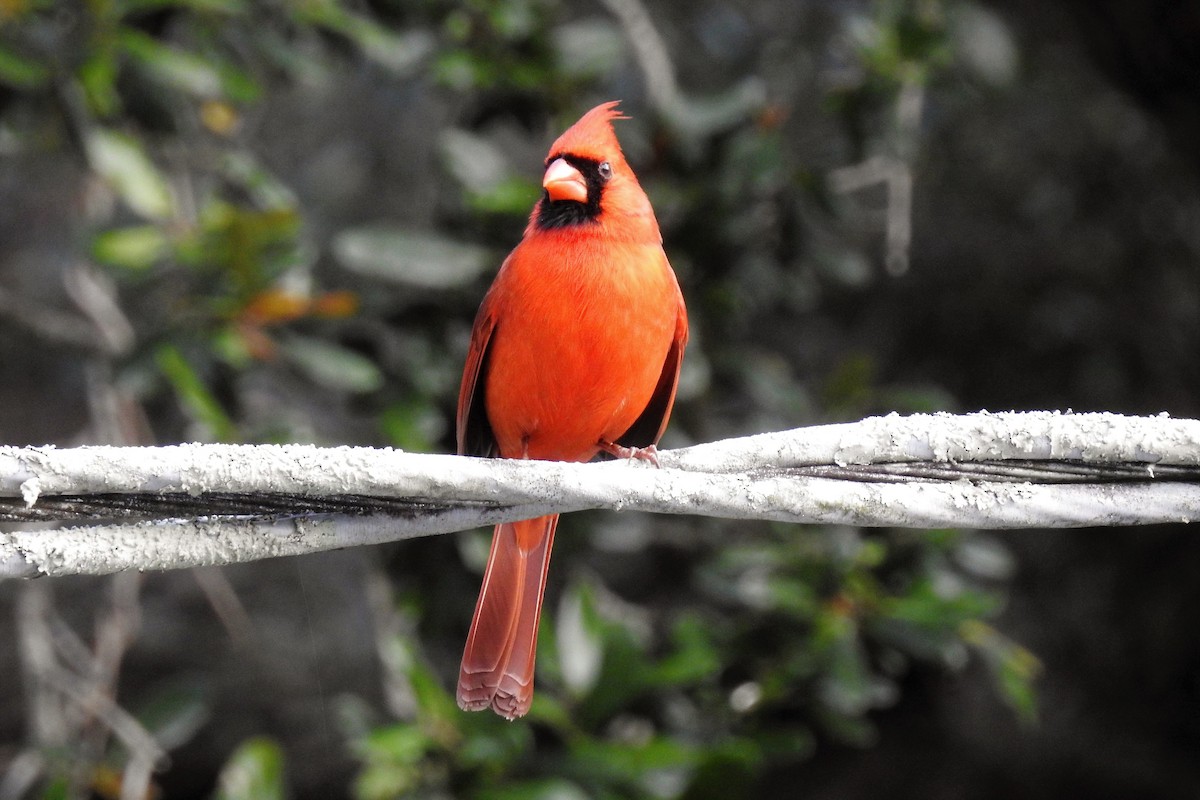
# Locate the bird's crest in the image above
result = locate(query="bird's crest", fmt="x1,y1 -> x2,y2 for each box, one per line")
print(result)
548,101 -> 628,162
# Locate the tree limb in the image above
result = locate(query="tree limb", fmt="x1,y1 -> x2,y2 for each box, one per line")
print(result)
2,412 -> 1198,578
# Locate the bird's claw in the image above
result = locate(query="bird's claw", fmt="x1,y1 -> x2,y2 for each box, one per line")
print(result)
599,440 -> 660,467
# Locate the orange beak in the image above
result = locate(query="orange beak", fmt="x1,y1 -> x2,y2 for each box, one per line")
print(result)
542,158 -> 588,203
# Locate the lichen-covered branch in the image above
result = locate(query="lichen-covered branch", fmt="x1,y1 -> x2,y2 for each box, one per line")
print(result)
2,412 -> 1199,578
662,410 -> 1200,472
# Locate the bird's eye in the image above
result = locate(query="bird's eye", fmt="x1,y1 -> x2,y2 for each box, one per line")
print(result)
597,161 -> 613,182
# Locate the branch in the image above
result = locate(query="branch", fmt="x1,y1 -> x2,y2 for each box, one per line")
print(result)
598,0 -> 763,138
2,412 -> 1199,578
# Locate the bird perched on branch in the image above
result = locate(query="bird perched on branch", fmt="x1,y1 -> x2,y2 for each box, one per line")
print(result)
455,102 -> 689,719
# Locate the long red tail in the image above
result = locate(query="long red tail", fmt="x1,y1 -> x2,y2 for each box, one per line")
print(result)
457,514 -> 559,719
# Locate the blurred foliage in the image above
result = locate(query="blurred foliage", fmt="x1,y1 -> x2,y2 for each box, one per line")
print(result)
343,533 -> 1033,800
213,737 -> 288,800
0,0 -> 1040,797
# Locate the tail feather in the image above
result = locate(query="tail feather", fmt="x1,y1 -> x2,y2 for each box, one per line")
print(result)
458,515 -> 559,719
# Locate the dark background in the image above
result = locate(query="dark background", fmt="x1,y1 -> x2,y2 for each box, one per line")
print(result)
1,0 -> 1199,797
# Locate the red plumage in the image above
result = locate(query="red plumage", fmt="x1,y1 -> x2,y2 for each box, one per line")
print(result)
456,102 -> 688,719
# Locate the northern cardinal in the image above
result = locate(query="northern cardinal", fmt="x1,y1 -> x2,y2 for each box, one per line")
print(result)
456,102 -> 689,719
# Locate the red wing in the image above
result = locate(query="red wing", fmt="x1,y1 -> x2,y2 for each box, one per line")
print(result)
457,295 -> 499,458
616,290 -> 689,449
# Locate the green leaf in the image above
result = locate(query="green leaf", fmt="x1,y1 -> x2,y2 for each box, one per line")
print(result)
439,128 -> 511,194
92,225 -> 169,270
84,128 -> 175,220
814,706 -> 878,748
339,19 -> 434,76
211,325 -> 254,369
456,715 -> 534,770
433,50 -> 488,91
751,728 -> 816,762
465,177 -> 541,216
486,0 -> 537,39
478,778 -> 590,800
961,620 -> 1041,724
521,690 -> 573,730
556,583 -> 604,697
120,29 -> 221,95
40,776 -> 70,800
156,344 -> 236,441
214,737 -> 287,800
767,573 -> 819,616
131,681 -> 210,751
354,758 -> 419,800
220,152 -> 297,211
357,724 -> 427,766
882,577 -> 999,630
378,399 -> 444,453
682,739 -> 767,800
403,654 -> 460,725
332,226 -> 491,289
119,29 -> 260,102
996,652 -> 1039,724
815,613 -> 873,716
297,2 -> 433,75
551,19 -> 625,79
651,613 -> 721,686
570,736 -> 698,784
278,333 -> 384,394
187,202 -> 303,291
119,0 -> 248,12
79,51 -> 122,117
0,45 -> 50,89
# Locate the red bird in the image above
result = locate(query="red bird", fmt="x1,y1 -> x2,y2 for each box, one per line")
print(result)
455,102 -> 689,719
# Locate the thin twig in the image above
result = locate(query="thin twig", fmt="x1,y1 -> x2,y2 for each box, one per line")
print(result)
598,0 -> 763,136
192,567 -> 256,643
0,751 -> 44,800
62,264 -> 136,357
596,0 -> 681,116
40,663 -> 167,768
0,284 -> 101,351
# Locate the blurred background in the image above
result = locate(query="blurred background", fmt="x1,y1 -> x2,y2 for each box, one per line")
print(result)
2,0 -> 1200,797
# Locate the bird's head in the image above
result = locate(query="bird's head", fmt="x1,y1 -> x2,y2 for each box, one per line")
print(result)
532,102 -> 658,240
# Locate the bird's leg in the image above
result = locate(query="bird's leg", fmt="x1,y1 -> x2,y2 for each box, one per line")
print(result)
598,440 -> 660,467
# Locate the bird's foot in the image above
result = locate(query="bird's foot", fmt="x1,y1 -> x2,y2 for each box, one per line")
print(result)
599,440 -> 660,467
